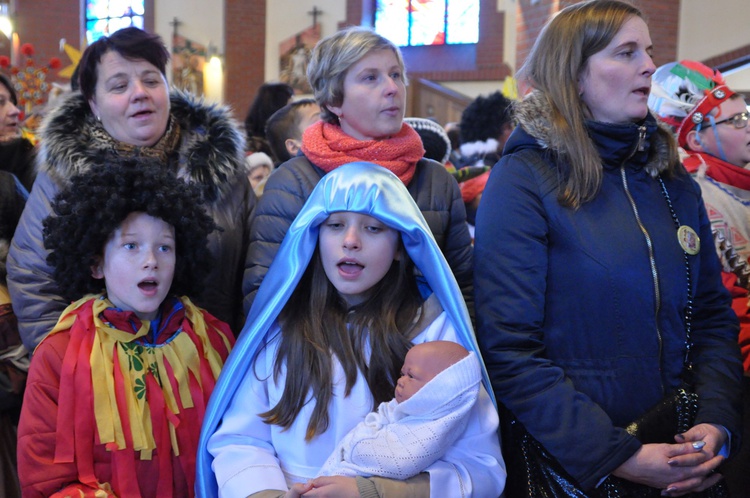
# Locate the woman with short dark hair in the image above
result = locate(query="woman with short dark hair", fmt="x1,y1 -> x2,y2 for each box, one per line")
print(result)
0,73 -> 35,192
8,27 -> 255,350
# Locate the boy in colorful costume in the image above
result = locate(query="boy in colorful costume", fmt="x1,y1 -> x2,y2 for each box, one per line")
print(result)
17,160 -> 235,497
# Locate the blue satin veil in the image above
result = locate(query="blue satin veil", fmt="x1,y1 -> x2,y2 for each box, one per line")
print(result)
195,162 -> 494,496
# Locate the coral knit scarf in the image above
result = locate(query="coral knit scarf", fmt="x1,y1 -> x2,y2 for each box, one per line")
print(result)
301,121 -> 425,185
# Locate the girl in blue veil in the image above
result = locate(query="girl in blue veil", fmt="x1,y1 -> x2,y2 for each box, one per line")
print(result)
197,162 -> 504,497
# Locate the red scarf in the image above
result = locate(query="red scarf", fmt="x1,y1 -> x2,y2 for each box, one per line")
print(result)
301,121 -> 425,185
684,152 -> 750,191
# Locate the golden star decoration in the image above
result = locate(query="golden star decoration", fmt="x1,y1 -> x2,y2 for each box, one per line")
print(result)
58,42 -> 83,79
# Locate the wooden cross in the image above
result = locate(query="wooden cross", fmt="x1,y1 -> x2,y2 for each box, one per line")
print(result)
308,6 -> 323,27
169,17 -> 182,39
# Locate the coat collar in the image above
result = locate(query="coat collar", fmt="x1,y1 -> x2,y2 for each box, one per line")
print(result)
510,91 -> 672,177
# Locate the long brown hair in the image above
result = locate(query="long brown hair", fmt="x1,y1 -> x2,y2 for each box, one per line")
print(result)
518,0 -> 678,208
259,242 -> 423,441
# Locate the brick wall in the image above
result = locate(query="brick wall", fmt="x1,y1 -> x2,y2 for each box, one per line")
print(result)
637,0 -> 679,66
224,0 -> 266,121
8,0 -> 156,89
0,0 -> 696,111
515,0 -> 680,72
346,0 -> 511,83
11,0 -> 81,88
345,0 -> 363,26
703,45 -> 750,71
516,0 -> 558,71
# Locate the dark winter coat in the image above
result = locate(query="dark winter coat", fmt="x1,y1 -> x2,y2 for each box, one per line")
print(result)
474,92 -> 742,490
8,91 -> 255,349
0,136 -> 35,192
242,155 -> 474,318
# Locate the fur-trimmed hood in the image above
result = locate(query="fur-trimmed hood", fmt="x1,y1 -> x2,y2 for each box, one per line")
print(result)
510,91 -> 673,178
37,90 -> 246,204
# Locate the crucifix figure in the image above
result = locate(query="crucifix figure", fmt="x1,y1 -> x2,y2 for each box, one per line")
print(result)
169,17 -> 182,39
307,6 -> 323,28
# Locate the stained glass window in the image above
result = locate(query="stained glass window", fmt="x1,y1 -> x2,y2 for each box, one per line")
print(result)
375,0 -> 479,47
85,0 -> 145,44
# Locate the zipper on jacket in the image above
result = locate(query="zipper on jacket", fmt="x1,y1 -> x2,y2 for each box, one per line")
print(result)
619,125 -> 665,395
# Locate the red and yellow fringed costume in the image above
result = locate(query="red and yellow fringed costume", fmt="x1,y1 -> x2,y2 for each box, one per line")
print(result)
17,294 -> 234,498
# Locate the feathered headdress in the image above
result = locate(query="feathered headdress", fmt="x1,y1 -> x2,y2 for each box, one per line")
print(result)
648,60 -> 736,147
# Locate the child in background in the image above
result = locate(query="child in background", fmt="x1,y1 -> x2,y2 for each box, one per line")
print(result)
457,91 -> 514,169
265,98 -> 321,165
198,162 -> 504,498
649,59 -> 750,498
244,152 -> 274,196
316,341 -> 481,480
649,61 -> 750,354
17,160 -> 235,498
244,82 -> 294,157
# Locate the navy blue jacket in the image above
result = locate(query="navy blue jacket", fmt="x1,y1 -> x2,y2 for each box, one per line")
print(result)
474,94 -> 742,490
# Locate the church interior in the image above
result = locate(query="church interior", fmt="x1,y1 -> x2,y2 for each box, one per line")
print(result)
1,0 -> 748,128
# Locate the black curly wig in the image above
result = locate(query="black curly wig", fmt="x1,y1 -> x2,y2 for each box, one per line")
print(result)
459,91 -> 513,145
43,159 -> 218,302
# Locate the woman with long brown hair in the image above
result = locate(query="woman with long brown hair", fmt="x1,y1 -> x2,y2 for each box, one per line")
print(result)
199,163 -> 504,497
475,1 -> 742,495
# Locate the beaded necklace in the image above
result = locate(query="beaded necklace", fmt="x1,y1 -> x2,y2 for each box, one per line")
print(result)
657,176 -> 695,369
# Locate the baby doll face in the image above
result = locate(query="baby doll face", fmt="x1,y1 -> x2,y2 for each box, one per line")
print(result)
318,211 -> 400,307
395,345 -> 445,403
91,212 -> 176,321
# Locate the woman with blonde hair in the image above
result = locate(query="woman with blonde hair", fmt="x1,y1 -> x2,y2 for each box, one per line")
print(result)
475,1 -> 742,496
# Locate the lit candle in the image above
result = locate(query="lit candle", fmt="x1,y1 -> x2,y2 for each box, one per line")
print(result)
11,32 -> 18,66
203,55 -> 224,104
